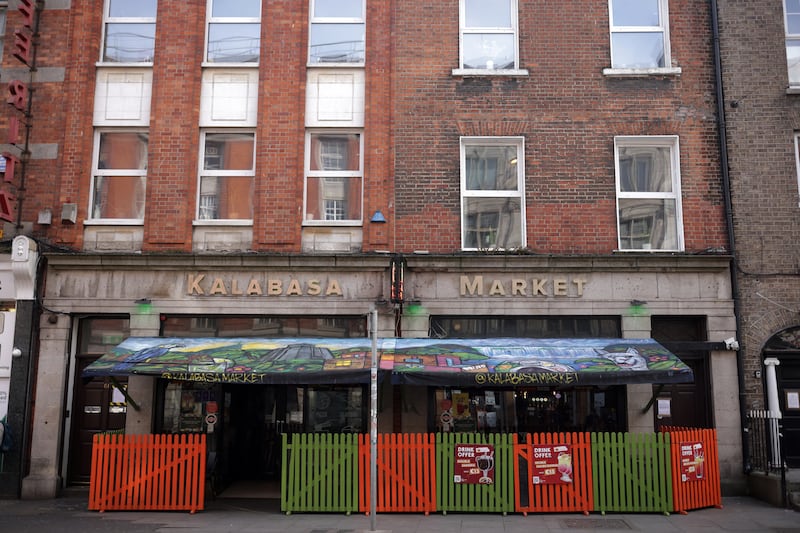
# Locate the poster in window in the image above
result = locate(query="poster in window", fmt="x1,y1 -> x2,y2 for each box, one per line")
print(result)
680,441 -> 705,482
452,392 -> 475,432
454,444 -> 494,484
787,390 -> 800,410
531,444 -> 573,484
179,390 -> 203,433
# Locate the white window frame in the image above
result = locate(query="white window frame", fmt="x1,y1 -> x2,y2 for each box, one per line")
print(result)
460,136 -> 526,251
204,0 -> 261,65
452,0 -> 528,77
100,0 -> 157,65
308,0 -> 366,66
196,130 -> 256,224
603,0 -> 681,77
785,1 -> 800,88
614,135 -> 684,252
0,2 -> 7,59
793,134 -> 800,206
88,129 -> 148,224
303,130 -> 364,226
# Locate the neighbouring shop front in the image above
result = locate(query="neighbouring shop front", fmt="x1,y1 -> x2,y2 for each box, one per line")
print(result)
21,253 -> 743,499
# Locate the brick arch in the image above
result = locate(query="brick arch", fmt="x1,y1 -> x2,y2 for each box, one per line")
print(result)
743,308 -> 800,356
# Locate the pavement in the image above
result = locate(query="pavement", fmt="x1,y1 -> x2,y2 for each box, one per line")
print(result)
1,492 -> 798,533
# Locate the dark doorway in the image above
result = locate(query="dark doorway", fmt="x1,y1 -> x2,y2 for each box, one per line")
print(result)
67,358 -> 127,484
764,326 -> 800,468
651,316 -> 712,430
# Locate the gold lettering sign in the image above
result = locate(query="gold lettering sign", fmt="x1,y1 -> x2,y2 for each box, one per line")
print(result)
187,274 -> 344,297
460,276 -> 587,297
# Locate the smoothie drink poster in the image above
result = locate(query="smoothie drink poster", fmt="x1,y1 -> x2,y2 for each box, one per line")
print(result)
454,444 -> 495,484
680,441 -> 705,482
531,444 -> 573,484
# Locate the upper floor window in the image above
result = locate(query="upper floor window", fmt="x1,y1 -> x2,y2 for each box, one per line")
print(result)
614,136 -> 683,251
0,2 -> 7,59
459,0 -> 519,71
206,0 -> 261,64
102,0 -> 157,63
460,137 -> 525,250
304,132 -> 363,224
793,133 -> 800,206
90,131 -> 148,221
785,0 -> 800,86
608,0 -> 670,69
198,131 -> 255,220
309,0 -> 365,65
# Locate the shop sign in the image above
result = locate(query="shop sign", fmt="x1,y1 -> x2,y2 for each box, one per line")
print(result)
460,275 -> 587,298
454,443 -> 495,484
679,441 -> 705,482
532,444 -> 573,484
186,273 -> 344,297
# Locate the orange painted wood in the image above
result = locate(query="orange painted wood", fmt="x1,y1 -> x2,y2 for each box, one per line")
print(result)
514,432 -> 594,514
359,433 -> 436,513
88,433 -> 206,513
666,428 -> 722,513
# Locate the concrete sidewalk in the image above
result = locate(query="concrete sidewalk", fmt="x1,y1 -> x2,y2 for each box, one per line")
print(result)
1,494 -> 798,532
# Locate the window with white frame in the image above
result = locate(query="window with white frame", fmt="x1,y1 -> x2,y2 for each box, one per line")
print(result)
614,136 -> 683,251
90,131 -> 148,220
206,0 -> 261,63
460,137 -> 525,250
793,134 -> 800,206
304,132 -> 363,223
198,131 -> 255,220
101,0 -> 157,63
608,0 -> 670,69
785,1 -> 800,85
0,2 -> 7,59
459,0 -> 519,70
309,0 -> 365,65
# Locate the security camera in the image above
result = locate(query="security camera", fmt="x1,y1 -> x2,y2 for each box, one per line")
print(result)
724,337 -> 739,351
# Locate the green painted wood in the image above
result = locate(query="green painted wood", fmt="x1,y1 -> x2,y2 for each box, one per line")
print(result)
590,432 -> 672,514
435,433 -> 514,514
280,433 -> 359,513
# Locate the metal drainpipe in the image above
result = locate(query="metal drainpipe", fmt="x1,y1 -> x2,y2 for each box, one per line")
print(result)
710,0 -> 750,473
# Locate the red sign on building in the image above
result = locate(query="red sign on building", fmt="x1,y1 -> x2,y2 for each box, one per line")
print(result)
679,441 -> 705,482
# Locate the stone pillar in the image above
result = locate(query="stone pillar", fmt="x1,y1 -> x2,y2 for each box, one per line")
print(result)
622,314 -> 654,433
124,311 -> 161,435
763,358 -> 781,467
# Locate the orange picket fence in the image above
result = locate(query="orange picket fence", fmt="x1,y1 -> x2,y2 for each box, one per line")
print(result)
513,432 -> 594,515
358,433 -> 436,513
663,427 -> 723,513
89,433 -> 206,513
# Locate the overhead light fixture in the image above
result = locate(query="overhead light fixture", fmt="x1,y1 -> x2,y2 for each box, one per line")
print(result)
135,298 -> 151,305
371,210 -> 386,223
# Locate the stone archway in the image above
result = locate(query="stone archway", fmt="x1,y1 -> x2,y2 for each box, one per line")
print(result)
763,326 -> 800,468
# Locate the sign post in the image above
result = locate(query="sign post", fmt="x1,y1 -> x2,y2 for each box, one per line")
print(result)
369,308 -> 378,531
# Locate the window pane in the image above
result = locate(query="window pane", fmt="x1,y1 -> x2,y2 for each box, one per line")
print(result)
611,32 -> 665,68
314,0 -> 362,19
788,40 -> 800,84
309,134 -> 361,171
611,0 -> 660,27
204,133 -> 254,170
463,34 -> 514,69
618,198 -> 678,250
618,146 -> 672,192
207,23 -> 260,62
310,23 -> 365,63
788,0 -> 800,14
199,176 -> 253,219
109,0 -> 157,18
465,0 -> 512,28
99,132 -> 148,169
465,145 -> 519,191
464,197 -> 522,249
789,14 -> 800,35
306,177 -> 362,221
104,23 -> 156,62
92,175 -> 146,219
211,0 -> 260,18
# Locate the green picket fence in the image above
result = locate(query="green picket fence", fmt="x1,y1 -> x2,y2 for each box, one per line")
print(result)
281,433 -> 359,514
591,431 -> 673,514
435,433 -> 515,514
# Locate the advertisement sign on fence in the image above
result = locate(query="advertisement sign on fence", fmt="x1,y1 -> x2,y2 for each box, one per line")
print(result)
679,441 -> 705,482
532,444 -> 573,484
454,444 -> 495,484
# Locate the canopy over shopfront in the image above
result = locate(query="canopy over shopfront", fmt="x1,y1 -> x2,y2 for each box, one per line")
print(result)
82,337 -> 693,387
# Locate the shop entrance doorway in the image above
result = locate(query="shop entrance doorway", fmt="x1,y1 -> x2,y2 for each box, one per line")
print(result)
764,326 -> 800,468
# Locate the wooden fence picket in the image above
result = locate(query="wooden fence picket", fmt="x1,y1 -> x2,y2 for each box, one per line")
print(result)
88,433 -> 206,513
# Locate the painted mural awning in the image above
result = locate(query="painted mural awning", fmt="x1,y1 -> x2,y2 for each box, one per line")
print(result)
82,337 -> 693,387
